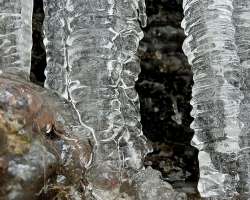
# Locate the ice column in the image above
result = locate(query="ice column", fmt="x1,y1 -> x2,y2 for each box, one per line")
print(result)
182,0 -> 243,198
0,0 -> 33,76
43,0 -> 151,198
233,1 -> 250,198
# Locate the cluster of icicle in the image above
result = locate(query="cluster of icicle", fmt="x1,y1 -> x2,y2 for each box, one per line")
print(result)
43,0 -> 185,199
182,0 -> 250,199
0,0 -> 33,77
0,0 -> 186,199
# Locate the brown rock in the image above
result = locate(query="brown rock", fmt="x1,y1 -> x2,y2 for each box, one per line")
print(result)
0,73 -> 92,200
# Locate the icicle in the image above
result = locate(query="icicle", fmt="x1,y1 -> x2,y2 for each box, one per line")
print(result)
182,0 -> 243,198
43,0 -> 152,199
233,1 -> 250,198
0,0 -> 33,77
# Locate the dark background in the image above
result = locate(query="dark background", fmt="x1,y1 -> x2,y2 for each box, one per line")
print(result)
31,0 -> 199,199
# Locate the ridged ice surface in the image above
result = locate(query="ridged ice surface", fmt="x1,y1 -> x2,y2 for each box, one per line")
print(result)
0,0 -> 33,75
234,1 -> 250,198
182,0 -> 244,198
43,0 -> 152,199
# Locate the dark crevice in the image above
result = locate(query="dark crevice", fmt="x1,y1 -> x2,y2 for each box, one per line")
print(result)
31,0 -> 46,85
136,0 -> 199,197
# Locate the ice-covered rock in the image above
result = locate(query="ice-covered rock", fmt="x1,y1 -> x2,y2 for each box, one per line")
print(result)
133,167 -> 187,200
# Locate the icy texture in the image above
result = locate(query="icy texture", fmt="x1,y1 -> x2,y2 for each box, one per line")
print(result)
233,1 -> 250,198
0,74 -> 183,199
43,0 -> 152,199
182,0 -> 243,198
0,0 -> 33,76
133,167 -> 187,200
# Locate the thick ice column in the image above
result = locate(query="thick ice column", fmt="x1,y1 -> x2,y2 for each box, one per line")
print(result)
182,0 -> 242,198
233,1 -> 250,198
43,0 -> 68,97
0,0 -> 33,76
43,0 -> 151,199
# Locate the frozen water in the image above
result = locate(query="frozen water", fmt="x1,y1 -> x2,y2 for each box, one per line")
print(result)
43,0 -> 152,199
0,0 -> 33,76
233,0 -> 250,198
133,167 -> 187,200
182,0 -> 244,198
43,0 -> 147,99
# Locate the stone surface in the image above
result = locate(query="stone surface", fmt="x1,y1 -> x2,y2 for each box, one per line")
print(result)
0,74 -> 91,200
133,167 -> 187,200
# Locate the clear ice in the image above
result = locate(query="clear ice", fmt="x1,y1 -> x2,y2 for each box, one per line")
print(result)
42,0 -> 167,199
182,0 -> 250,199
0,0 -> 33,76
0,0 -> 187,199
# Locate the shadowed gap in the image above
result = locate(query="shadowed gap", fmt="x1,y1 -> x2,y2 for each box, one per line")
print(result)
31,0 -> 46,85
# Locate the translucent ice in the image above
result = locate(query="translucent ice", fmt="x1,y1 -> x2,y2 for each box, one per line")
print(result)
233,1 -> 250,198
43,0 -> 152,199
0,0 -> 33,76
182,0 -> 243,198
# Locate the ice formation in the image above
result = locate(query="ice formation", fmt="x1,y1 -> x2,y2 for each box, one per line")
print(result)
42,0 -> 189,199
0,0 -> 188,198
234,1 -> 250,198
0,0 -> 33,76
182,0 -> 250,198
42,0 -> 154,199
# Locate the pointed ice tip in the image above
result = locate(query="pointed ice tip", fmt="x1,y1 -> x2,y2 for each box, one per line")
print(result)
139,14 -> 147,28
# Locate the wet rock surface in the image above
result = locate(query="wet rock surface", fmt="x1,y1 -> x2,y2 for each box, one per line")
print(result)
133,167 -> 187,200
30,0 -> 200,199
0,74 -> 90,200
